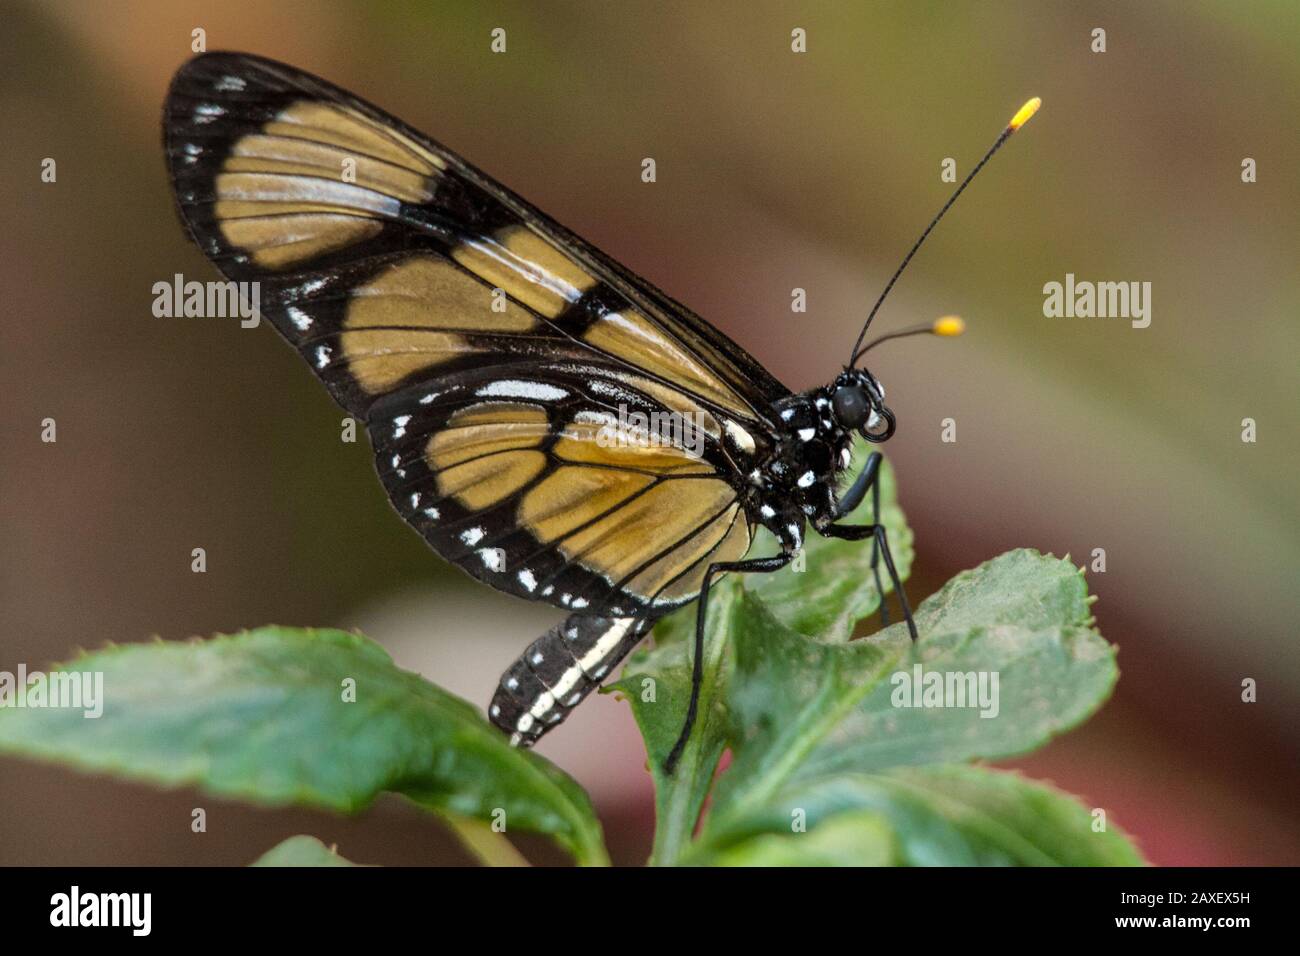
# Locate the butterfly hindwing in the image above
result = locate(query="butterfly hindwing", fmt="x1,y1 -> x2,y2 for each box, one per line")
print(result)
369,361 -> 753,618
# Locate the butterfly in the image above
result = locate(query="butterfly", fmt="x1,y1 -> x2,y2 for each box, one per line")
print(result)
163,52 -> 1038,772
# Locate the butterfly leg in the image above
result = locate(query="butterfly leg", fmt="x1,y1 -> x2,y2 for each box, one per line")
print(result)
664,552 -> 793,775
833,451 -> 893,631
823,519 -> 918,641
869,472 -> 889,627
827,450 -> 916,641
491,614 -> 651,748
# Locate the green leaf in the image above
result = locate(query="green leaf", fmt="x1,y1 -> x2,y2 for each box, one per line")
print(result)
251,835 -> 362,867
747,449 -> 912,642
607,580 -> 740,867
619,545 -> 1123,865
702,809 -> 896,866
0,627 -> 608,866
689,765 -> 1145,866
706,550 -> 1117,836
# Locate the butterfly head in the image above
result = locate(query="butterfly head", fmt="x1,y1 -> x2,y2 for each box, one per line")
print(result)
831,368 -> 895,443
834,315 -> 967,443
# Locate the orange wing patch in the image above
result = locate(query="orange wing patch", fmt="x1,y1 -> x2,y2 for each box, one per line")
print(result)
557,478 -> 740,590
263,100 -> 445,172
518,466 -> 656,543
452,225 -> 598,318
643,504 -> 750,601
428,403 -> 551,509
428,403 -> 551,469
552,413 -> 714,475
341,256 -> 536,394
213,100 -> 441,270
583,310 -> 753,418
435,450 -> 547,510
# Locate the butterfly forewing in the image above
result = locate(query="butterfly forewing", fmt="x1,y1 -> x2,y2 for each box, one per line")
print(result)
164,53 -> 788,422
163,52 -> 783,623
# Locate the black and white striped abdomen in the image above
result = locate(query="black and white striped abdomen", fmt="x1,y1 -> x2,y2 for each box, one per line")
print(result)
490,614 -> 651,746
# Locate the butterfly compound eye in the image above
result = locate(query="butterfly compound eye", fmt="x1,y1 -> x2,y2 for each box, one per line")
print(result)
832,385 -> 871,429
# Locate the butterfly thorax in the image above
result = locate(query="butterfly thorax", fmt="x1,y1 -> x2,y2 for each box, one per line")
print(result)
744,389 -> 855,550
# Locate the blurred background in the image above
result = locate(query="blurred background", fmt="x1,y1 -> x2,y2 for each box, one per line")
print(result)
1,0 -> 1296,866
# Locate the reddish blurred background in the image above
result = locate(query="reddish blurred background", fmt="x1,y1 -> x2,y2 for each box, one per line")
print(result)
1,0 -> 1296,865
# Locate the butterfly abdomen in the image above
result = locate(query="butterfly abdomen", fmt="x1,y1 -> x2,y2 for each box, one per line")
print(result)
490,614 -> 651,746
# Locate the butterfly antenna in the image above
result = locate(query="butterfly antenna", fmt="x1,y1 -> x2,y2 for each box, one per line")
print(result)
848,96 -> 1041,367
858,314 -> 966,355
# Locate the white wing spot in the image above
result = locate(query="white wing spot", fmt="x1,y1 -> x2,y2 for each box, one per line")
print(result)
724,419 -> 756,452
459,527 -> 485,546
476,380 -> 568,401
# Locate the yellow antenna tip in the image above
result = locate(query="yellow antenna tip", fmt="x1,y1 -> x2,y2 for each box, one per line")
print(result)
1009,96 -> 1042,131
933,315 -> 965,337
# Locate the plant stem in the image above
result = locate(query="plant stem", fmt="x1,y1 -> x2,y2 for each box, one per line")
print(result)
436,810 -> 532,867
648,586 -> 734,866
